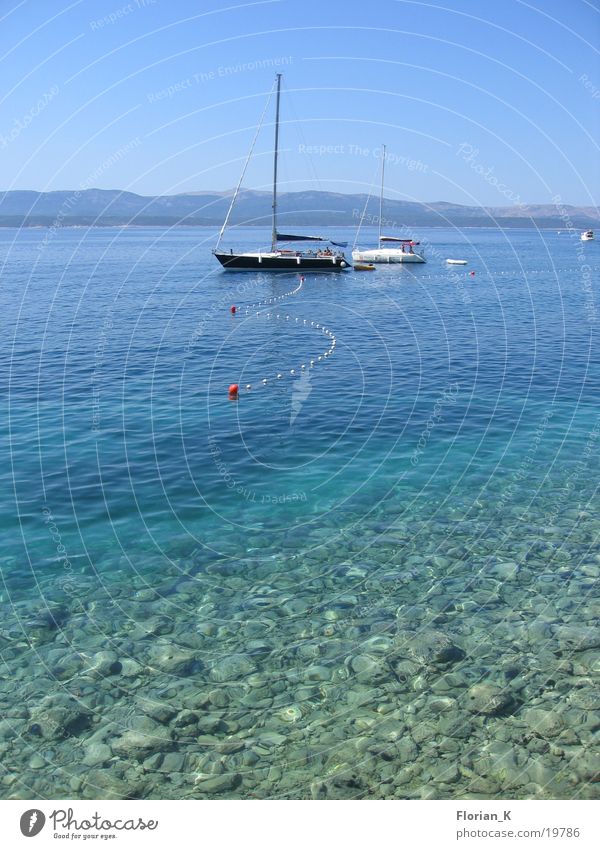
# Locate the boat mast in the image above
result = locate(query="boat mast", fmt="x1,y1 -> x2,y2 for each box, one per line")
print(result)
378,144 -> 386,243
271,73 -> 282,252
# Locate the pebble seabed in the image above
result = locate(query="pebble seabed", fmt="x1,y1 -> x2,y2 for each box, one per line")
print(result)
1,487 -> 599,802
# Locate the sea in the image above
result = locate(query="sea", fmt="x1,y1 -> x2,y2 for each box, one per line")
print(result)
0,224 -> 599,800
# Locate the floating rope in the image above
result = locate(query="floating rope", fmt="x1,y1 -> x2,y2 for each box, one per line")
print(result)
227,275 -> 336,396
240,275 -> 304,311
238,313 -> 336,393
366,267 -> 600,280
224,262 -> 599,396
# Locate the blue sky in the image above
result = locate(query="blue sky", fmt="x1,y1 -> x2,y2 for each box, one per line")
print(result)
0,0 -> 598,205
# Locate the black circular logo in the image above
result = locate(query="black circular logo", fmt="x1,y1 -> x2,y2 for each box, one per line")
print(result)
20,810 -> 46,837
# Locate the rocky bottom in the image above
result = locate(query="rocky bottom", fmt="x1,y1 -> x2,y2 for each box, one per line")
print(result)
1,500 -> 599,800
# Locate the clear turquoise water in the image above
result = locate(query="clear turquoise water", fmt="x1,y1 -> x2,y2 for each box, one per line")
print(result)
1,225 -> 599,799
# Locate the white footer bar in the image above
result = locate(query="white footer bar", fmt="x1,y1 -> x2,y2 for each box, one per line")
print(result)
1,799 -> 598,848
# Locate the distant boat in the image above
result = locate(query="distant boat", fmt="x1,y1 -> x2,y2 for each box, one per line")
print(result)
213,74 -> 349,272
352,144 -> 425,264
581,230 -> 595,241
446,259 -> 467,265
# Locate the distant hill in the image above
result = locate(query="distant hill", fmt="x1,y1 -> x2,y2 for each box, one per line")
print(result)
0,188 -> 597,229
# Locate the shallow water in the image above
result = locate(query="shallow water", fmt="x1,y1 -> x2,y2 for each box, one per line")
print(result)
1,225 -> 599,799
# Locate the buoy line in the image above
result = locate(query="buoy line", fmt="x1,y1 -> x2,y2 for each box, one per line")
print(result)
480,267 -> 600,276
227,275 -> 336,399
225,261 -> 597,396
236,276 -> 304,314
228,313 -> 336,398
385,267 -> 600,280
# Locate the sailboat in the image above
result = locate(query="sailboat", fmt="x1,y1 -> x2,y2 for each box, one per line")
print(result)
213,74 -> 349,272
352,144 -> 426,264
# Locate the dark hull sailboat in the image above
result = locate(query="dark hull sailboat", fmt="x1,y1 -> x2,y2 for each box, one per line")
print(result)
213,74 -> 349,272
214,250 -> 348,271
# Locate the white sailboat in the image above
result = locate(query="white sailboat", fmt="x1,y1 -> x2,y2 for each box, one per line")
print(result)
352,144 -> 425,265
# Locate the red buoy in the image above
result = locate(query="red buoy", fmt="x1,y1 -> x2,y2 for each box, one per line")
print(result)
228,383 -> 239,399
230,305 -> 237,314
470,271 -> 475,276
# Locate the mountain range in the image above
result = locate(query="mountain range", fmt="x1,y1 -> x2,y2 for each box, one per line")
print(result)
0,188 -> 597,229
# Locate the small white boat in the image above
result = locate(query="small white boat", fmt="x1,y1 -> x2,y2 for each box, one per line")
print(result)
581,230 -> 595,241
446,259 -> 467,265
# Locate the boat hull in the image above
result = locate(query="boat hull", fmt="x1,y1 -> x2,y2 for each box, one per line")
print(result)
352,249 -> 425,264
214,251 -> 348,271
